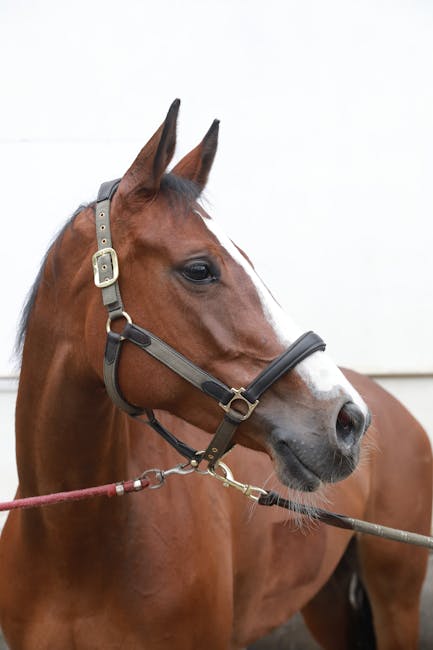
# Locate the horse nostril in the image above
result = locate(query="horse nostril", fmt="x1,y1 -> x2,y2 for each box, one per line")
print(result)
335,402 -> 366,452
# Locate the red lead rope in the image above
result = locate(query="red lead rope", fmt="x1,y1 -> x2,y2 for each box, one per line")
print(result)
0,478 -> 150,512
1,467 -> 432,551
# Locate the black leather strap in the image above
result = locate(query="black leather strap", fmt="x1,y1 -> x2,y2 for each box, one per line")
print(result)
243,331 -> 326,403
258,491 -> 354,530
202,413 -> 243,466
137,410 -> 200,462
104,332 -> 144,416
97,178 -> 121,202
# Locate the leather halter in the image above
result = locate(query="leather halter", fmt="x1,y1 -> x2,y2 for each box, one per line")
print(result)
92,179 -> 326,468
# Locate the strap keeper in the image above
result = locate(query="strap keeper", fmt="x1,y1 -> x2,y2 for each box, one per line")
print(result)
105,331 -> 122,365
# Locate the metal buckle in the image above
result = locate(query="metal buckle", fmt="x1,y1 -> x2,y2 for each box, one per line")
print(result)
219,387 -> 259,421
92,247 -> 119,288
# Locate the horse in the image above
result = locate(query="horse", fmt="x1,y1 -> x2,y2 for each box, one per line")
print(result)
0,99 -> 431,650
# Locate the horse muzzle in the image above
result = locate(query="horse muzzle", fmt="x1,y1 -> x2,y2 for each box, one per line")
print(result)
266,401 -> 370,491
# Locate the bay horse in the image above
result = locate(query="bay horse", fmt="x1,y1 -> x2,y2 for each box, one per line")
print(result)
0,100 -> 431,650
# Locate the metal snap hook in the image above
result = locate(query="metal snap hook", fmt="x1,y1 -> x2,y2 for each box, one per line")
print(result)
139,469 -> 165,489
139,462 -> 196,490
206,461 -> 268,501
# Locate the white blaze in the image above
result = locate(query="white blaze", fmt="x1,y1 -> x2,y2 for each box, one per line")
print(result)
196,210 -> 367,410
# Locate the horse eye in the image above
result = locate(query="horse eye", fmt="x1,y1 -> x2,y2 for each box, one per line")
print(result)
181,260 -> 218,284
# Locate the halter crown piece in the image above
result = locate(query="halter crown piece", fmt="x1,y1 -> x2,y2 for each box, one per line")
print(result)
92,180 -> 326,468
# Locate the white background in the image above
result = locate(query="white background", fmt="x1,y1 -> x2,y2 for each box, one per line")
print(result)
0,1 -> 432,511
1,0 -> 433,376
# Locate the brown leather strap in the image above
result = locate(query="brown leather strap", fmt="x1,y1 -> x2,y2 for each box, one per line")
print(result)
93,179 -> 123,319
104,332 -> 143,416
202,413 -> 242,466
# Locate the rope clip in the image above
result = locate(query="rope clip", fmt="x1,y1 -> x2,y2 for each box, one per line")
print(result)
140,462 -> 196,489
207,461 -> 268,502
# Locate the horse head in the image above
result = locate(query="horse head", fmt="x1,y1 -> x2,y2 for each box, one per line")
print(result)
75,100 -> 370,491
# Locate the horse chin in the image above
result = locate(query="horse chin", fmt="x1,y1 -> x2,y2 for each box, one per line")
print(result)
268,429 -> 360,493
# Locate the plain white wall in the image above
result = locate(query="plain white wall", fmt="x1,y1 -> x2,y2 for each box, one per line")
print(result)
0,1 -> 432,512
1,0 -> 433,376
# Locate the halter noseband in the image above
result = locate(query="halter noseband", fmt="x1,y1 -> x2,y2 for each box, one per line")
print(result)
92,179 -> 326,468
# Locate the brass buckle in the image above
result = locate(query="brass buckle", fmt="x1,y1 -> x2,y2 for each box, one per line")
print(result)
219,387 -> 259,421
92,247 -> 119,288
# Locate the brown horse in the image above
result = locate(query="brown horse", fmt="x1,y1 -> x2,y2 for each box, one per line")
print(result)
0,101 -> 431,650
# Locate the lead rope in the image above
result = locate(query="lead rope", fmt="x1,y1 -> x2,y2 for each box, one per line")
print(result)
0,477 -> 151,511
205,460 -> 433,550
3,459 -> 432,550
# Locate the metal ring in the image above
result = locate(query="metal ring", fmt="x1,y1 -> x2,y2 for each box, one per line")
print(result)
106,311 -> 132,333
219,387 -> 259,421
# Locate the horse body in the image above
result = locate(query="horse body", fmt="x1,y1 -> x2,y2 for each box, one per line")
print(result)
1,379 -> 431,650
0,102 -> 431,649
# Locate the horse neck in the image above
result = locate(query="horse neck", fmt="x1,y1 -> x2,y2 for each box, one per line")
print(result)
15,276 -> 183,494
15,337 -> 129,499
17,241 -> 144,511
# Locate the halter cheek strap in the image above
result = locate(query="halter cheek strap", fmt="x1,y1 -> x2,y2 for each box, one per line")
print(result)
93,179 -> 123,319
92,179 -> 326,468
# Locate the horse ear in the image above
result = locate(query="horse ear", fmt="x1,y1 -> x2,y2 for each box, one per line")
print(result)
118,99 -> 180,197
171,119 -> 219,191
